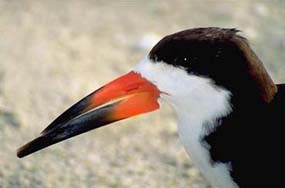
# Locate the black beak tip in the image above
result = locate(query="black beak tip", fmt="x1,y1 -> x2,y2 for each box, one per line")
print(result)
17,97 -> 118,158
17,136 -> 53,158
17,144 -> 32,158
17,148 -> 26,158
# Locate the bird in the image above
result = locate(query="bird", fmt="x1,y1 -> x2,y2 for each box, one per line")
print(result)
17,27 -> 284,188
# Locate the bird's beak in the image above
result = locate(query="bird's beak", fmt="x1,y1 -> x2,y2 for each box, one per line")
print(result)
17,71 -> 160,158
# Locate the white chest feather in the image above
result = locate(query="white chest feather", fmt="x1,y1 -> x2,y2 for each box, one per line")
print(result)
177,108 -> 238,188
134,57 -> 239,188
171,78 -> 238,188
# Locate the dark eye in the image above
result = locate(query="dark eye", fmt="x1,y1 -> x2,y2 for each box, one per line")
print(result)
173,57 -> 179,63
173,57 -> 189,66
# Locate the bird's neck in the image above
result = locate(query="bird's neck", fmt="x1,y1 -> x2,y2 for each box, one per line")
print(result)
170,84 -> 239,188
168,77 -> 232,141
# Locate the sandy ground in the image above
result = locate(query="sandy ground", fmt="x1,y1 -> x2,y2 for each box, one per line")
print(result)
0,1 -> 284,187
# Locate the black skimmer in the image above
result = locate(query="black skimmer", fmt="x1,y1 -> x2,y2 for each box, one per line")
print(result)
17,27 -> 284,188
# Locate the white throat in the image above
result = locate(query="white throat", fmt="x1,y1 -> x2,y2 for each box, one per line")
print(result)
134,57 -> 238,188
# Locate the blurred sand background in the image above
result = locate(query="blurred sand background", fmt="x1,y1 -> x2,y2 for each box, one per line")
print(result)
0,1 -> 284,188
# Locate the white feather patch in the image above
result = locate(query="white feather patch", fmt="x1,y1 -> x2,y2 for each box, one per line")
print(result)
134,57 -> 238,188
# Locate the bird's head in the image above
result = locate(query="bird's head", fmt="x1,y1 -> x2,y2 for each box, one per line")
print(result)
17,27 -> 277,158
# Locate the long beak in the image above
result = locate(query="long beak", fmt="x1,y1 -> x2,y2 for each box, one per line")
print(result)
17,71 -> 160,158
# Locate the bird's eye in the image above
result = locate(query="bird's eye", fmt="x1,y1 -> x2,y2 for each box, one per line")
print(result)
173,57 -> 179,62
